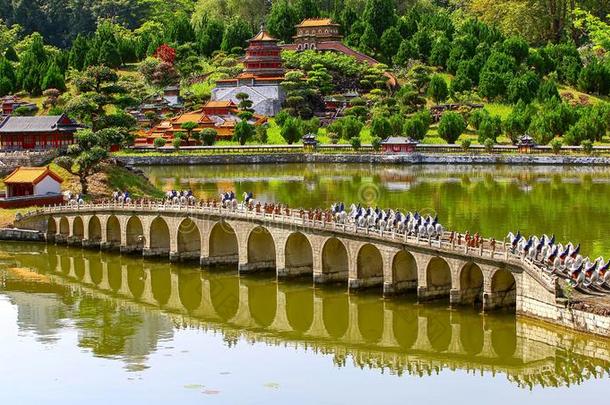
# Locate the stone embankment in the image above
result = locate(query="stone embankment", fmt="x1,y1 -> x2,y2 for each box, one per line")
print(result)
116,153 -> 610,167
0,150 -> 58,175
0,228 -> 45,242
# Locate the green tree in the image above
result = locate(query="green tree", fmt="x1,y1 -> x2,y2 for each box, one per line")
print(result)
181,121 -> 199,143
200,128 -> 218,146
393,39 -> 418,66
477,115 -> 503,143
267,0 -> 299,43
153,137 -> 166,148
233,120 -> 254,145
438,111 -> 466,144
371,116 -> 392,139
281,116 -> 303,144
363,0 -> 396,38
507,71 -> 540,104
221,18 -> 252,52
537,79 -> 561,101
403,113 -> 430,141
430,35 -> 451,68
339,116 -> 364,140
380,27 -> 402,63
428,74 -> 449,103
41,63 -> 66,91
478,51 -> 516,100
503,36 -> 530,64
55,128 -> 128,194
294,0 -> 320,20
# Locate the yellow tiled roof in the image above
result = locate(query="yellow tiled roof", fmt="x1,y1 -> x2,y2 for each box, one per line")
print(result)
297,18 -> 337,27
250,30 -> 277,41
3,166 -> 63,184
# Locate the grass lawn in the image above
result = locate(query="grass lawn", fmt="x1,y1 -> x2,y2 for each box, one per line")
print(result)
0,208 -> 22,227
484,103 -> 513,119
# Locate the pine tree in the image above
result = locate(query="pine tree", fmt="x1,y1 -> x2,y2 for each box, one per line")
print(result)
42,63 -> 66,91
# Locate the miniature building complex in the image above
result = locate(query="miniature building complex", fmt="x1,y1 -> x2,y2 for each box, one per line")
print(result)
135,100 -> 267,146
0,166 -> 64,208
212,28 -> 285,116
381,137 -> 419,153
0,114 -> 82,150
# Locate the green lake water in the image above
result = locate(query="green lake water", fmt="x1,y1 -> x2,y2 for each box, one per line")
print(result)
1,163 -> 610,403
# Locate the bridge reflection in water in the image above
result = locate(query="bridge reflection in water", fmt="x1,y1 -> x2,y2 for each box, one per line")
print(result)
4,243 -> 610,390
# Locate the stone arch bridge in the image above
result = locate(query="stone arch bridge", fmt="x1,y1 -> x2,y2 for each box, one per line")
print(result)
15,202 -> 559,313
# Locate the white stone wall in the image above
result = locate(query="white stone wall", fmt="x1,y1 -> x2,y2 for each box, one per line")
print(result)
33,176 -> 61,195
211,84 -> 285,116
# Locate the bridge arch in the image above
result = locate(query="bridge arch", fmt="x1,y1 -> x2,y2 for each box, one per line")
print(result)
125,216 -> 144,249
72,217 -> 84,239
285,289 -> 314,333
321,237 -> 348,282
47,217 -> 56,237
127,264 -> 145,299
284,232 -> 313,276
89,258 -> 103,285
151,268 -> 171,306
248,283 -> 277,328
457,313 -> 484,355
459,262 -> 484,305
426,309 -> 451,352
209,221 -> 238,264
74,256 -> 85,280
149,217 -> 170,255
210,276 -> 239,321
392,250 -> 418,292
357,300 -> 384,344
392,306 -> 418,349
178,271 -> 202,311
356,244 -> 383,282
59,217 -> 69,236
107,259 -> 122,292
247,226 -> 276,270
88,216 -> 102,242
489,269 -> 517,310
425,257 -> 452,300
323,295 -> 349,338
176,218 -> 201,260
106,215 -> 121,246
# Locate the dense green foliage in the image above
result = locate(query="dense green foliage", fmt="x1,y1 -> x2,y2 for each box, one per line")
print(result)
0,0 -> 609,147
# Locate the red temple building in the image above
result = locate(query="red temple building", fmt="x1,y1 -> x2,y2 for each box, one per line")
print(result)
0,166 -> 64,208
212,28 -> 285,116
381,137 -> 419,154
0,114 -> 82,150
1,95 -> 38,116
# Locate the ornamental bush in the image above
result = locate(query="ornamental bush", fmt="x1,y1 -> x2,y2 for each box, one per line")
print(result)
477,115 -> 502,144
438,111 -> 466,144
153,137 -> 166,148
428,74 -> 449,103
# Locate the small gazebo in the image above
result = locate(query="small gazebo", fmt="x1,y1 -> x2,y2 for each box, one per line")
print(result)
380,137 -> 419,154
302,133 -> 318,152
517,135 -> 536,154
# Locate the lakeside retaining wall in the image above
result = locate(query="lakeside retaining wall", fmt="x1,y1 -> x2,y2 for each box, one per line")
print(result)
0,228 -> 45,242
116,153 -> 610,166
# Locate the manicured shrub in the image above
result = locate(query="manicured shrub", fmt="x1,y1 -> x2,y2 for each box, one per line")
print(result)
153,137 -> 166,148
438,111 -> 466,144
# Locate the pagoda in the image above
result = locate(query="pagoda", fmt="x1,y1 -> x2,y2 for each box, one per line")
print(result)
212,27 -> 285,116
242,29 -> 284,79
